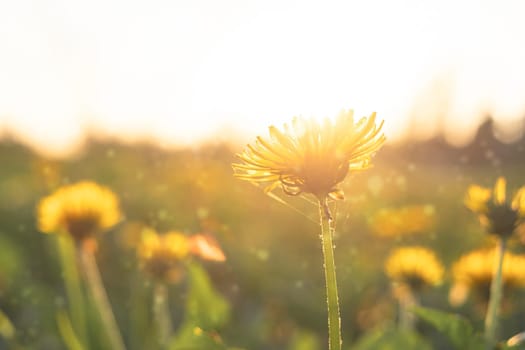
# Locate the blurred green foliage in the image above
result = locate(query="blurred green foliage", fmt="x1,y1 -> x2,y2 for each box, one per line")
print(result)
351,324 -> 432,350
413,306 -> 485,350
1,118 -> 525,349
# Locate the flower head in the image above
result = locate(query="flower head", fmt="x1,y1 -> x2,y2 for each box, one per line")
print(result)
385,246 -> 444,291
232,110 -> 385,200
138,229 -> 190,282
37,181 -> 121,242
465,177 -> 525,237
137,229 -> 225,282
449,248 -> 525,306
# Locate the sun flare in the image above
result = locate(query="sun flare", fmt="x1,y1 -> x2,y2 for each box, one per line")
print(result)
2,1 -> 525,155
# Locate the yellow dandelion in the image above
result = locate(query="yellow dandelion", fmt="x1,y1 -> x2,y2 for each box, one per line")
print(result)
369,204 -> 436,238
450,248 -> 525,306
137,229 -> 190,282
137,229 -> 226,282
37,181 -> 121,242
385,246 -> 444,291
232,110 -> 385,200
465,177 -> 525,237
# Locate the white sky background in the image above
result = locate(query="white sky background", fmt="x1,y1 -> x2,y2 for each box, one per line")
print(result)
1,0 -> 525,156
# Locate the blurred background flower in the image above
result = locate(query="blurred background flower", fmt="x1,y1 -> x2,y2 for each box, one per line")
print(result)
384,246 -> 444,331
449,248 -> 525,307
138,228 -> 226,283
37,181 -> 121,244
465,177 -> 525,237
369,205 -> 436,238
385,246 -> 444,292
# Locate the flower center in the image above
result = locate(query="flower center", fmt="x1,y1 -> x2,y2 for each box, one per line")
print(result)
300,154 -> 349,196
483,205 -> 519,237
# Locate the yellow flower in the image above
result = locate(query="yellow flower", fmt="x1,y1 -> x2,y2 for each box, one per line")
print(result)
37,181 -> 121,242
137,229 -> 226,282
138,229 -> 190,261
138,229 -> 190,282
465,177 -> 525,237
232,110 -> 385,200
449,248 -> 525,306
369,204 -> 436,238
385,246 -> 444,291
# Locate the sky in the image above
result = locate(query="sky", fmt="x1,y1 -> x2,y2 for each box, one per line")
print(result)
1,0 -> 525,156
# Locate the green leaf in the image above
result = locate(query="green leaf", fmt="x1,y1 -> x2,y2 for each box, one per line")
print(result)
0,235 -> 22,278
503,344 -> 525,350
288,330 -> 321,350
56,311 -> 84,350
183,262 -> 230,328
351,324 -> 432,350
169,262 -> 231,350
0,309 -> 14,340
413,306 -> 484,350
169,325 -> 228,350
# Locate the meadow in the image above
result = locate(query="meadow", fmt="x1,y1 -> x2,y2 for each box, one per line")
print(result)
1,117 -> 525,350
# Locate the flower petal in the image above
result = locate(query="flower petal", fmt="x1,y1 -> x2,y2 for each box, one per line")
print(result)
494,176 -> 507,205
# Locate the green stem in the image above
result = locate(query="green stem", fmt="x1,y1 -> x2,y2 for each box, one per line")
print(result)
319,197 -> 342,350
57,236 -> 88,348
153,282 -> 172,348
398,288 -> 418,331
79,248 -> 126,350
128,273 -> 150,350
485,238 -> 507,349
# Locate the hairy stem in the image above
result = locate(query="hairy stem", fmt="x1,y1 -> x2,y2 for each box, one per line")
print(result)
319,197 -> 342,350
485,238 -> 507,349
79,248 -> 126,350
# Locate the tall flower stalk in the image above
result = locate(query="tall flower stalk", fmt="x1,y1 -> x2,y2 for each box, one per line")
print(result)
465,177 -> 525,349
233,110 -> 385,349
37,181 -> 126,350
79,246 -> 126,350
319,198 -> 341,349
484,238 -> 506,348
57,235 -> 88,347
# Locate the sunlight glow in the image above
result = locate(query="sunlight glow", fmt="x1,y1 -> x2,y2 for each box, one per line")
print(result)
1,0 -> 525,155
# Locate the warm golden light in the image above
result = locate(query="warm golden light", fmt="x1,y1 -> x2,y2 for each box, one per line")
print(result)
2,1 -> 525,155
